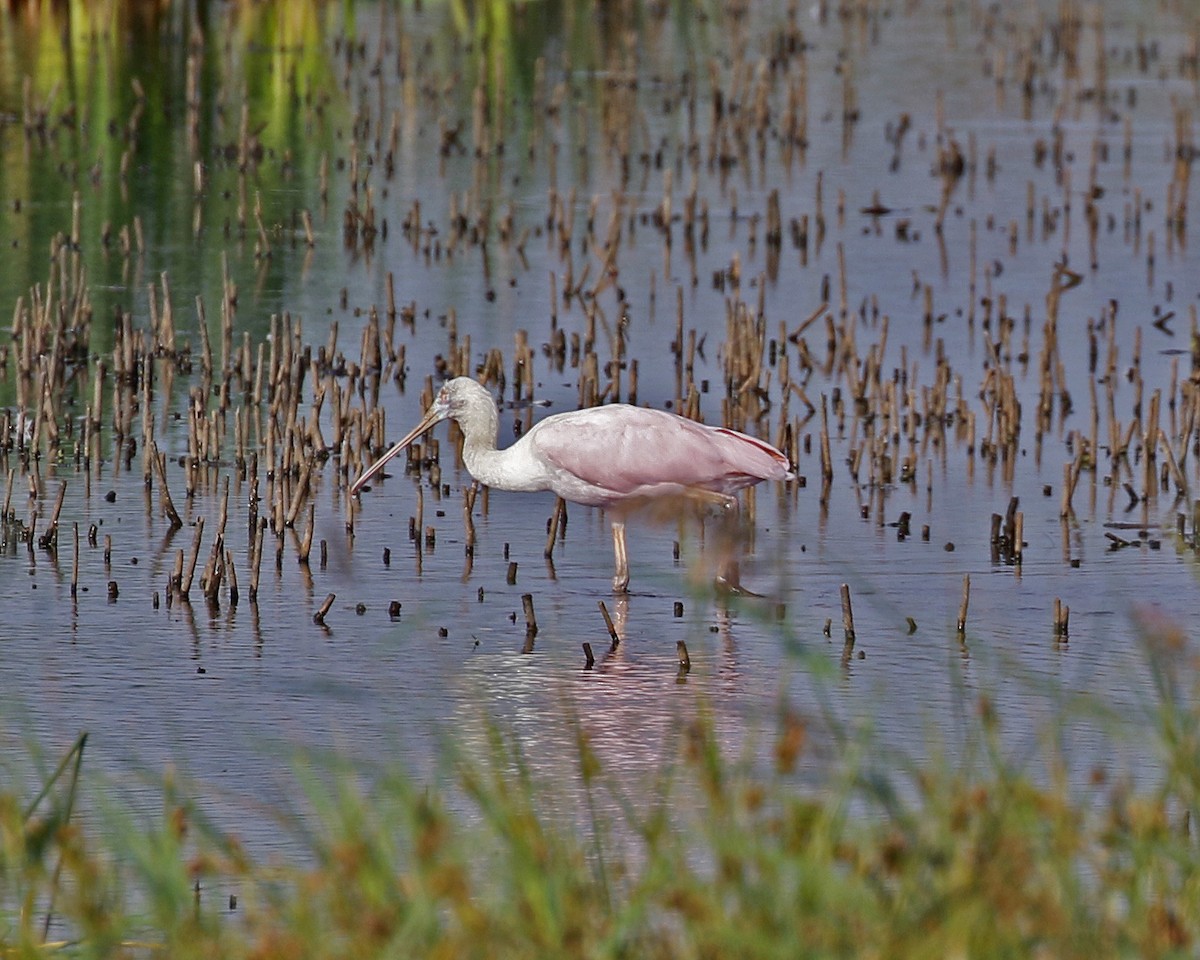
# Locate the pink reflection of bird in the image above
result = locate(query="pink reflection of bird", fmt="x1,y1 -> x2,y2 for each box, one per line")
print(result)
350,377 -> 795,592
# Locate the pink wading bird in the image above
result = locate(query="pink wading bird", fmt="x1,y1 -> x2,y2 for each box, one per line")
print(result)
350,377 -> 795,592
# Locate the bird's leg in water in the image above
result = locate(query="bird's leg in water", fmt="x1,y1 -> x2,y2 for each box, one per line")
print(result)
611,520 -> 630,593
690,491 -> 759,595
713,496 -> 745,592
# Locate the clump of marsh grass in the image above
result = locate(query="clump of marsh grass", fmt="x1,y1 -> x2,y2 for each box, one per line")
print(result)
3,619 -> 1200,957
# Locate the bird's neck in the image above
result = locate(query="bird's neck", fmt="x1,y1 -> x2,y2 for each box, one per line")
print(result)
455,403 -> 544,492
456,404 -> 507,486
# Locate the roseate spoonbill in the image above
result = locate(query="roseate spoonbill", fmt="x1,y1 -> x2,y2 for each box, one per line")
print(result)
350,377 -> 794,592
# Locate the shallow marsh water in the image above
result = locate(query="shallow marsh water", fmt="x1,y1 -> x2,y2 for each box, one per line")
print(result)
1,0 -> 1199,857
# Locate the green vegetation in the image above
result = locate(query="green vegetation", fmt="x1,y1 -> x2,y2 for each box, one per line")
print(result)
2,620 -> 1198,957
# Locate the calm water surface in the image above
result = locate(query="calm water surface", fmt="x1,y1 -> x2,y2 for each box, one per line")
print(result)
0,0 -> 1198,856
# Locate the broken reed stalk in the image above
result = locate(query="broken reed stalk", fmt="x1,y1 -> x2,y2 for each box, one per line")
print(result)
200,518 -> 225,597
521,593 -> 538,637
543,496 -> 566,558
582,642 -> 595,668
839,582 -> 856,663
70,522 -> 79,598
225,549 -> 239,606
1159,427 -> 1189,499
39,481 -> 66,550
1060,461 -> 1072,516
248,519 -> 265,602
1,468 -> 13,522
597,600 -> 620,647
313,592 -> 336,625
676,640 -> 691,672
1053,597 -> 1070,638
284,458 -> 312,528
463,485 -> 477,555
839,582 -> 855,642
957,573 -> 971,634
820,395 -> 834,481
298,502 -> 315,564
151,443 -> 184,530
180,517 -> 205,600
203,534 -> 225,603
215,478 -> 230,540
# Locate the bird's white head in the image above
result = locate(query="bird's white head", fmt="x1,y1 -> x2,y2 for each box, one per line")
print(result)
349,378 -> 495,495
432,377 -> 495,418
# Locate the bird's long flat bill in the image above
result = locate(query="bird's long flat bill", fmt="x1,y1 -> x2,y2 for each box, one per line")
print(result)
349,403 -> 447,496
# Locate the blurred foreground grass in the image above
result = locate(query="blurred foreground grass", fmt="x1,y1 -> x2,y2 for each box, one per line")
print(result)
4,617 -> 1200,958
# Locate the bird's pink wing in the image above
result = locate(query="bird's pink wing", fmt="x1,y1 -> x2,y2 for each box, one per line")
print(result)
530,406 -> 788,502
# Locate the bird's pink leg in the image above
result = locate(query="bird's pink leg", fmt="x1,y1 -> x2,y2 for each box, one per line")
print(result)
611,520 -> 630,593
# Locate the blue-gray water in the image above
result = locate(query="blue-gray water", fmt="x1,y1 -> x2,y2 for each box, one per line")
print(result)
0,0 -> 1196,859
